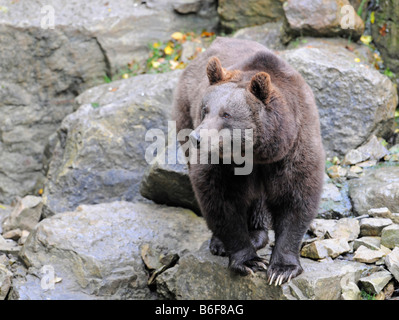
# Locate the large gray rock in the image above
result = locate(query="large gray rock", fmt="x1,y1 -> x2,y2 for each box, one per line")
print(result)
232,22 -> 285,50
0,0 -> 218,204
0,25 -> 108,203
349,165 -> 399,215
0,0 -> 219,73
43,71 -> 181,214
218,0 -> 285,31
156,243 -> 370,300
140,143 -> 201,215
11,201 -> 211,300
283,0 -> 365,42
280,46 -> 398,157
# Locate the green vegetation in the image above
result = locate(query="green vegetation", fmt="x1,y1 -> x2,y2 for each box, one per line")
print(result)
102,30 -> 215,84
360,290 -> 376,300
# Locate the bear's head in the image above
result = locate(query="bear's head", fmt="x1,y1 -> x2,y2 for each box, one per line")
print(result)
190,56 -> 297,164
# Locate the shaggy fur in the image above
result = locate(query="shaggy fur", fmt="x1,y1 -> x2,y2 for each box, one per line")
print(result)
172,37 -> 325,284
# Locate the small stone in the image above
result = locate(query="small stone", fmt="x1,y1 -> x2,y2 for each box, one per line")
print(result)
309,219 -> 338,238
353,236 -> 381,251
368,207 -> 392,219
349,165 -> 363,174
328,218 -> 360,241
0,263 -> 12,300
356,135 -> 389,161
2,196 -> 43,233
353,245 -> 386,263
300,238 -> 350,260
383,281 -> 395,299
357,160 -> 377,168
385,247 -> 399,281
360,218 -> 393,236
341,280 -> 361,300
327,165 -> 347,179
359,270 -> 393,295
0,235 -> 20,255
173,0 -> 202,14
343,149 -> 365,165
18,230 -> 30,246
2,228 -> 22,241
140,243 -> 162,271
392,213 -> 399,224
381,224 -> 399,249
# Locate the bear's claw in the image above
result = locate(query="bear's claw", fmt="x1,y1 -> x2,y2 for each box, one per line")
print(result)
266,263 -> 302,286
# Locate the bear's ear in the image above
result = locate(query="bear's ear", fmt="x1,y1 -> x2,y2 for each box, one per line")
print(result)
207,56 -> 224,85
249,72 -> 273,104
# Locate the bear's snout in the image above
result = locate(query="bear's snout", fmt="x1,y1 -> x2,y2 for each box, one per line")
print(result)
189,130 -> 201,148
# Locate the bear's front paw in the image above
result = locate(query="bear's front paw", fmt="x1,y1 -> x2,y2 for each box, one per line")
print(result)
229,249 -> 267,276
266,262 -> 303,286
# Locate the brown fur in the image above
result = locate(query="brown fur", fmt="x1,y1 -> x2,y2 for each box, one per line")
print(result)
172,37 -> 325,284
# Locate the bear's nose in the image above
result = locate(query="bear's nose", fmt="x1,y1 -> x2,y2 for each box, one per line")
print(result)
189,131 -> 201,148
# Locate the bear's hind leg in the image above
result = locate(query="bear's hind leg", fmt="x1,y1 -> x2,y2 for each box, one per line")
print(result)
248,197 -> 270,251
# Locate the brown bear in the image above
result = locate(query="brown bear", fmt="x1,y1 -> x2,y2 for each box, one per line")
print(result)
172,37 -> 325,285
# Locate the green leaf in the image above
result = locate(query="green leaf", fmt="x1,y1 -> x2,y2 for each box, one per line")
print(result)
91,102 -> 100,109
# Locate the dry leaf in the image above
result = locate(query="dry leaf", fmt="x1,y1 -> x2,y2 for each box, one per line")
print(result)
171,32 -> 184,41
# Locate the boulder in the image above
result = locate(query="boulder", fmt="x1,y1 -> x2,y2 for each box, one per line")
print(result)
381,224 -> 399,249
140,143 -> 201,215
283,0 -> 365,42
1,196 -> 43,232
218,0 -> 285,31
300,238 -> 351,260
279,46 -> 398,157
232,22 -> 285,50
0,235 -> 19,255
359,270 -> 393,295
0,26 -> 108,203
353,237 -> 381,251
368,207 -> 393,219
43,71 -> 182,214
359,218 -> 393,236
343,135 -> 389,165
11,201 -> 211,300
349,166 -> 399,215
156,243 -> 370,300
309,218 -> 360,241
0,0 -> 218,203
353,245 -> 386,264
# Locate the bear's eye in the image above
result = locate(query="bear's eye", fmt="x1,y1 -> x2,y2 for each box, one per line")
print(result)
222,112 -> 231,119
201,107 -> 208,120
